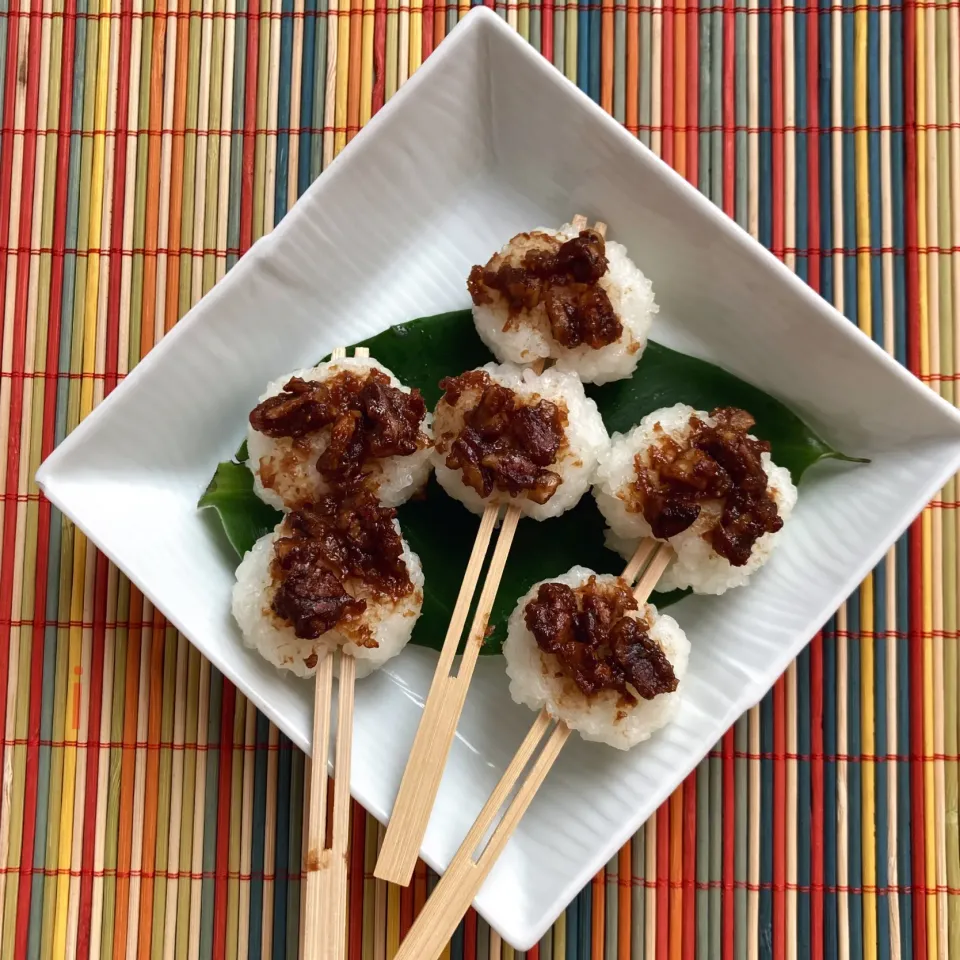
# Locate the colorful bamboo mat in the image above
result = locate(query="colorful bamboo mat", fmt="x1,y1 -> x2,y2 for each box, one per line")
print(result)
0,0 -> 953,954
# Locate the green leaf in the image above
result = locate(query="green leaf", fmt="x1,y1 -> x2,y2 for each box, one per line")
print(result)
199,460 -> 283,557
204,308 -> 865,654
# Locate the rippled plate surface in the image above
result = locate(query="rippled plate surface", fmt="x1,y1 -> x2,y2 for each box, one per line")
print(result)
35,8 -> 960,950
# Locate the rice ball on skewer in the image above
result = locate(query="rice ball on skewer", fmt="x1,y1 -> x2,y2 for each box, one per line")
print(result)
504,566 -> 690,750
247,355 -> 433,511
594,403 -> 798,595
431,362 -> 609,521
468,223 -> 658,385
232,488 -> 424,679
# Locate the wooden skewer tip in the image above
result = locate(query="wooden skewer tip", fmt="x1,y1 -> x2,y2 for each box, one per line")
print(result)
570,214 -> 607,238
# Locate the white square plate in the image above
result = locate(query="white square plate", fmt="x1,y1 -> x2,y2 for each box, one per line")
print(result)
36,8 -> 960,949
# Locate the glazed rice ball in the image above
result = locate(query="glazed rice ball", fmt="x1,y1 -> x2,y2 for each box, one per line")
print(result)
432,362 -> 609,521
469,223 -> 658,385
232,515 -> 424,680
594,403 -> 798,595
247,356 -> 433,511
503,566 -> 690,750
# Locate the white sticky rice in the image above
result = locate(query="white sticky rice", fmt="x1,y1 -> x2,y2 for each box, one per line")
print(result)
231,520 -> 424,679
503,566 -> 690,750
247,356 -> 433,511
593,403 -> 798,595
471,223 -> 658,385
431,362 -> 609,521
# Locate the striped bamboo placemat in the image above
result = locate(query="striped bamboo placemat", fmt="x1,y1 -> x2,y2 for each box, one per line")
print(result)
0,0 -> 954,955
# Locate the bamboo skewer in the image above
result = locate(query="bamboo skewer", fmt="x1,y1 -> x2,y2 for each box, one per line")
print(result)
374,216 -> 614,887
374,501 -> 518,884
393,539 -> 673,960
302,345 -> 366,960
